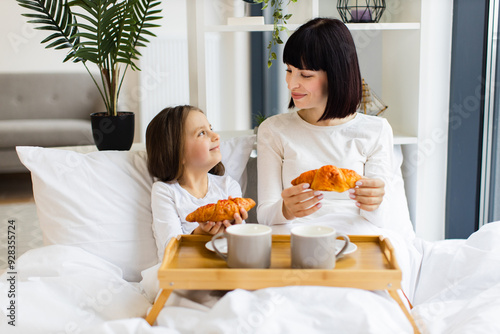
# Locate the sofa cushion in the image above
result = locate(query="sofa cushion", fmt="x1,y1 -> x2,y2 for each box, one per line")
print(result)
0,119 -> 93,148
0,72 -> 103,121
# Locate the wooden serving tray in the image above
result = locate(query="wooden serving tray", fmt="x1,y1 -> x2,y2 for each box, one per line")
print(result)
158,234 -> 401,291
146,234 -> 419,333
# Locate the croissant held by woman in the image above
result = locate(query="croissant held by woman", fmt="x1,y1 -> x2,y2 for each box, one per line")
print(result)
186,197 -> 256,222
291,165 -> 362,193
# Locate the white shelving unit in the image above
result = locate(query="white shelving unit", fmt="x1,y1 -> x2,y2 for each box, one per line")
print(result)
204,22 -> 420,32
186,0 -> 453,241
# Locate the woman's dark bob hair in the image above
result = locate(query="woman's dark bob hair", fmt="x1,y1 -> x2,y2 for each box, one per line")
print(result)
283,18 -> 362,121
146,105 -> 224,182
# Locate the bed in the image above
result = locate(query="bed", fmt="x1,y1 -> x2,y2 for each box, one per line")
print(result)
1,134 -> 500,334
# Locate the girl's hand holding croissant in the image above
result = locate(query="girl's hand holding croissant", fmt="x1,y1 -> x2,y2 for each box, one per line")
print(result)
193,220 -> 230,235
191,198 -> 249,236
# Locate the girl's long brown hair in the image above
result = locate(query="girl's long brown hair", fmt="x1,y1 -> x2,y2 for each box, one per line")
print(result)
146,105 -> 224,182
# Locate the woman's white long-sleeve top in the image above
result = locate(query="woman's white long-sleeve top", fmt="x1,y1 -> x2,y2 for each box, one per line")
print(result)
256,111 -> 394,227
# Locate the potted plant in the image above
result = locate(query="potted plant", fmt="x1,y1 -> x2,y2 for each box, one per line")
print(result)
16,0 -> 162,150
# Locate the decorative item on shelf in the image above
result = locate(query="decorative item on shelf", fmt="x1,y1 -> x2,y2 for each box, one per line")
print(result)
16,0 -> 162,151
228,0 -> 265,26
337,0 -> 386,24
356,79 -> 388,116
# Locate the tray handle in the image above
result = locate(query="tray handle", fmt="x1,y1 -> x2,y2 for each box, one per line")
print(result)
379,236 -> 401,270
161,235 -> 182,267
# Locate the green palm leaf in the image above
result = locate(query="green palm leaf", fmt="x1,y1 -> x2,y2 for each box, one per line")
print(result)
16,0 -> 79,62
17,0 -> 162,116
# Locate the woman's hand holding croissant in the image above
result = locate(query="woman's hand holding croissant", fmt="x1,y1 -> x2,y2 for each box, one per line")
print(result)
348,177 -> 385,211
282,177 -> 385,219
285,166 -> 385,218
281,183 -> 324,220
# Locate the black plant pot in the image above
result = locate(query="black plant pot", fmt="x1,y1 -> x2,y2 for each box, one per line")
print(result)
90,112 -> 135,151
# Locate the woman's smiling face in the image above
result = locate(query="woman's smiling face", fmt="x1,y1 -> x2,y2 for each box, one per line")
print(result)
285,64 -> 329,113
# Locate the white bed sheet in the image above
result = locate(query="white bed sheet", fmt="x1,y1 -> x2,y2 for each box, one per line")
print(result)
411,222 -> 500,333
2,223 -> 500,333
0,245 -> 151,333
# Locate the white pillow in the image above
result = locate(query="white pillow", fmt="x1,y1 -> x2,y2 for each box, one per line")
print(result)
16,147 -> 157,282
220,134 -> 256,192
16,134 -> 256,282
385,145 -> 415,240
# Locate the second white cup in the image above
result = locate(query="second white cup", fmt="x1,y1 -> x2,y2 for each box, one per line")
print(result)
291,225 -> 350,269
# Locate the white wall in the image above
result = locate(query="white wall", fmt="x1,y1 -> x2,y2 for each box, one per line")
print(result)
0,1 -> 83,73
1,0 -> 252,136
185,0 -> 251,132
0,0 -> 187,72
0,0 -> 189,141
413,0 -> 453,241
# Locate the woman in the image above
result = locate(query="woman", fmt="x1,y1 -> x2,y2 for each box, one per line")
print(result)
257,18 -> 391,228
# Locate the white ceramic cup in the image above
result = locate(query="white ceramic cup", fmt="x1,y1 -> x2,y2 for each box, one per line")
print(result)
212,224 -> 272,268
291,225 -> 350,269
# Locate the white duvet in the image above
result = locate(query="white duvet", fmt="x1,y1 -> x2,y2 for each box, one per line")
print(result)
2,222 -> 500,334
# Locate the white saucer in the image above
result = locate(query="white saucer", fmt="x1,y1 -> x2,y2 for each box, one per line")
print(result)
336,239 -> 357,256
205,239 -> 227,254
205,239 -> 357,256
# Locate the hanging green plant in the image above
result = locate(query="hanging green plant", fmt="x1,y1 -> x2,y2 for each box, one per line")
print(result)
254,0 -> 298,68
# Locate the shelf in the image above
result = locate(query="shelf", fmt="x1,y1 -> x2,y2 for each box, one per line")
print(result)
346,22 -> 420,31
393,133 -> 418,145
206,24 -> 297,32
206,22 -> 420,33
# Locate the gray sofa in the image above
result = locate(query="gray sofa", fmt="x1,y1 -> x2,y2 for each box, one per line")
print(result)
0,72 -> 102,173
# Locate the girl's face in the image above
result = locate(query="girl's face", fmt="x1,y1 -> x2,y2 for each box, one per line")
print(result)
285,64 -> 328,112
183,110 -> 221,172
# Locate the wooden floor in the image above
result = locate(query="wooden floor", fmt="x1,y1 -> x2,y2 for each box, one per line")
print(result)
0,173 -> 34,204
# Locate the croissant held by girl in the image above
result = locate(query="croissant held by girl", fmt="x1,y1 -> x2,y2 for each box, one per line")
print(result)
186,197 -> 256,222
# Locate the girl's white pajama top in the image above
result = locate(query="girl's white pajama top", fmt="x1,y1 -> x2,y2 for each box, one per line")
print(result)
151,173 -> 241,261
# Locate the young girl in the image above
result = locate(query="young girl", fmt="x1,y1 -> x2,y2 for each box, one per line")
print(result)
146,105 -> 247,261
